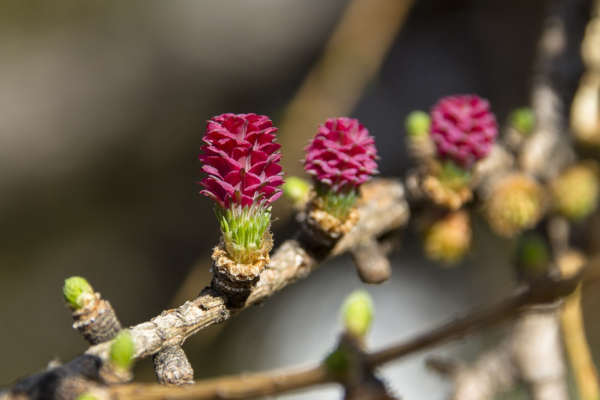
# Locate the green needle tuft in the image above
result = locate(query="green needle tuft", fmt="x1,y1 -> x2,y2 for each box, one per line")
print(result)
215,204 -> 272,264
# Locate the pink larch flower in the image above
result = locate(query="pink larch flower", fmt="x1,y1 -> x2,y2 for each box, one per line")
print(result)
430,95 -> 498,168
199,113 -> 284,209
304,117 -> 378,192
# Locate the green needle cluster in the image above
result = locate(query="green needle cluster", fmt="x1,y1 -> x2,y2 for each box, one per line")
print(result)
216,204 -> 272,264
315,185 -> 358,220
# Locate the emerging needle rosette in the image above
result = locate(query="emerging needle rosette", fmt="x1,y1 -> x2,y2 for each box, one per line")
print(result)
199,113 -> 283,300
303,117 -> 378,244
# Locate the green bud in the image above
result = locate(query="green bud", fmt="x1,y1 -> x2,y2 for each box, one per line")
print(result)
342,290 -> 374,338
282,176 -> 311,205
405,111 -> 431,138
63,276 -> 94,309
517,234 -> 550,280
551,163 -> 599,221
510,108 -> 535,135
110,330 -> 135,371
76,394 -> 98,400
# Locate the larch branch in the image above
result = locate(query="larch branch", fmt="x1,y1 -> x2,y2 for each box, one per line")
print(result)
85,179 -> 409,363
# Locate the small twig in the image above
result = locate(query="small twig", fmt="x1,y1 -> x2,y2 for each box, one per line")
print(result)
6,256 -> 598,400
558,251 -> 600,400
109,365 -> 331,400
351,237 -> 392,284
69,261 -> 599,400
85,179 -> 409,364
365,271 -> 584,367
427,342 -> 517,400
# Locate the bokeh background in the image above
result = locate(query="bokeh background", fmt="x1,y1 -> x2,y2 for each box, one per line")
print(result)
0,1 -> 597,399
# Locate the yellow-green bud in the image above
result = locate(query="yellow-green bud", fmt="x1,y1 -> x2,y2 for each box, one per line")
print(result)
341,290 -> 374,338
551,162 -> 599,221
485,174 -> 545,237
63,276 -> 94,310
424,210 -> 471,265
406,111 -> 431,138
110,330 -> 135,371
282,176 -> 311,206
76,394 -> 98,400
510,108 -> 535,135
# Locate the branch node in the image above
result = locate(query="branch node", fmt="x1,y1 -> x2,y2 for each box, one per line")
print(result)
351,238 -> 391,284
153,346 -> 194,386
72,292 -> 122,345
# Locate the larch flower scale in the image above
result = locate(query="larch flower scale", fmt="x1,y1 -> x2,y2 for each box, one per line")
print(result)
199,113 -> 283,289
304,117 -> 378,235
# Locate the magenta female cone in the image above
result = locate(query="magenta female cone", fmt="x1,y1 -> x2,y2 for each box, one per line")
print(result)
200,113 -> 283,209
301,117 -> 378,254
199,113 -> 283,304
430,95 -> 498,169
304,117 -> 378,192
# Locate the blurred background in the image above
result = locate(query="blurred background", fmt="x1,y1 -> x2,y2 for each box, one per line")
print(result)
0,0 -> 597,399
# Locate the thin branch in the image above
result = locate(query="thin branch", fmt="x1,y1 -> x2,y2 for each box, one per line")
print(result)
109,365 -> 331,400
558,251 -> 600,400
85,179 -> 409,363
76,260 -> 600,400
365,270 -> 584,367
427,342 -> 518,400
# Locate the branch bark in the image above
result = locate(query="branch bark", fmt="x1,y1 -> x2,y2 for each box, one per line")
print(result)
85,179 -> 409,363
61,259 -> 600,400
